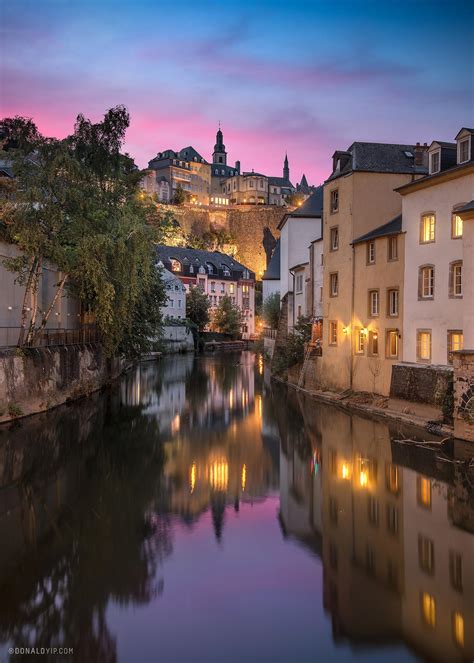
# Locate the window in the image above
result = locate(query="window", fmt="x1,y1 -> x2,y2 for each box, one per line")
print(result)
229,283 -> 235,294
417,330 -> 432,362
220,282 -> 225,293
330,189 -> 339,213
210,281 -> 216,293
369,330 -> 379,355
198,278 -> 205,290
385,463 -> 399,494
387,504 -> 399,536
449,261 -> 463,297
430,150 -> 440,174
388,289 -> 399,317
249,180 -> 254,188
330,226 -> 339,251
417,476 -> 432,508
420,214 -> 436,243
356,329 -> 366,354
451,213 -> 463,238
449,551 -> 463,592
330,272 -> 338,297
388,236 -> 398,261
295,274 -> 303,293
418,535 -> 435,574
452,612 -> 464,647
419,266 -> 434,299
369,289 -> 379,316
170,258 -> 181,272
458,137 -> 470,164
329,321 -> 338,345
368,496 -> 379,526
421,592 -> 436,628
386,330 -> 399,358
319,287 -> 323,302
447,331 -> 463,364
367,241 -> 376,264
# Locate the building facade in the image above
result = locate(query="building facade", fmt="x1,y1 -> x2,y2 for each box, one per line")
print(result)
155,245 -> 256,337
319,142 -> 427,392
397,128 -> 474,366
147,147 -> 211,205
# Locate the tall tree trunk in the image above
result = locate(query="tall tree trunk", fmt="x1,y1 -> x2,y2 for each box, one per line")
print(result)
17,256 -> 38,347
31,273 -> 68,345
25,258 -> 42,346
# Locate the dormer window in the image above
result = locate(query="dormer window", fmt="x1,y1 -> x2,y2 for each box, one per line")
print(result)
458,137 -> 470,164
170,258 -> 181,272
429,150 -> 440,174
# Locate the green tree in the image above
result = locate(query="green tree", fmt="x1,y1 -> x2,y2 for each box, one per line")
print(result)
186,286 -> 210,332
213,295 -> 244,338
0,107 -> 165,354
144,205 -> 185,246
262,292 -> 280,329
172,184 -> 188,206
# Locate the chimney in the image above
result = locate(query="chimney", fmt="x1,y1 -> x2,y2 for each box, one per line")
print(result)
414,142 -> 428,167
235,160 -> 240,174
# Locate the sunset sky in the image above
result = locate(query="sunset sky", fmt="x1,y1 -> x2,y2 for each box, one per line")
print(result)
1,0 -> 473,184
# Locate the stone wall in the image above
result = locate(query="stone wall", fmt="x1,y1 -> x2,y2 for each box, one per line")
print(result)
160,204 -> 286,277
453,351 -> 474,442
162,325 -> 194,353
390,362 -> 452,409
0,345 -> 126,422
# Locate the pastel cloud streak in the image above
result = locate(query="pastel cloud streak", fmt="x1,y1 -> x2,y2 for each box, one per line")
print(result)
1,0 -> 472,184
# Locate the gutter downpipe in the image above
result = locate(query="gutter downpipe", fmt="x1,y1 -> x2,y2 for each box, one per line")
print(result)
350,241 -> 355,391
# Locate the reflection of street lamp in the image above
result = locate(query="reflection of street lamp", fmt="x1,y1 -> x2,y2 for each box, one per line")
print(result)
241,464 -> 247,491
190,462 -> 197,493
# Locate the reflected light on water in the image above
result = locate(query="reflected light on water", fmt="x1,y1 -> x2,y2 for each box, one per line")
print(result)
190,462 -> 197,493
241,464 -> 247,491
209,460 -> 229,491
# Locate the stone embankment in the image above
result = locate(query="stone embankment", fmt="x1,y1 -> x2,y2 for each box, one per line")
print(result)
0,345 -> 127,423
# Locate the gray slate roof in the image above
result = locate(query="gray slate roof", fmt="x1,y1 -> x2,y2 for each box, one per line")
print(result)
268,176 -> 294,189
289,186 -> 323,217
352,214 -> 402,245
155,245 -> 254,278
327,142 -> 428,181
457,200 -> 474,213
262,240 -> 280,281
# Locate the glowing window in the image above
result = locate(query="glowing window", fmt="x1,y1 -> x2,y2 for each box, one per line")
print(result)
417,331 -> 432,362
417,476 -> 432,508
421,592 -> 436,628
420,214 -> 436,243
452,214 -> 463,238
452,612 -> 464,647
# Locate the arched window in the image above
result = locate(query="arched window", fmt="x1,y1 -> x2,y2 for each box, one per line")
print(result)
449,261 -> 463,297
170,258 -> 181,272
418,265 -> 435,299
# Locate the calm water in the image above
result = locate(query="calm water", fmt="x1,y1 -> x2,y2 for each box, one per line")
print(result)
0,352 -> 473,663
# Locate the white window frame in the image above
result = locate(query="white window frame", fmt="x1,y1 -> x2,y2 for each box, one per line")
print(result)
388,289 -> 399,317
458,136 -> 470,164
330,272 -> 338,297
429,149 -> 440,174
369,290 -> 379,317
421,266 -> 434,298
367,241 -> 376,264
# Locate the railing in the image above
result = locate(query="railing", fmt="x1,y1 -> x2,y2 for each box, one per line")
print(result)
0,326 -> 99,349
263,327 -> 277,340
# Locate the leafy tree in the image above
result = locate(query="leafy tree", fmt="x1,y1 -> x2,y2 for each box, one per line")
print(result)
144,204 -> 185,246
0,107 -> 165,354
294,314 -> 312,343
263,292 -> 280,329
186,286 -> 210,332
172,184 -> 188,205
186,228 -> 236,253
213,295 -> 244,338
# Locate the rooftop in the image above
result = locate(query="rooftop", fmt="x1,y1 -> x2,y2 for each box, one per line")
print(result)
155,245 -> 255,279
262,240 -> 280,281
327,141 -> 428,181
352,214 -> 402,245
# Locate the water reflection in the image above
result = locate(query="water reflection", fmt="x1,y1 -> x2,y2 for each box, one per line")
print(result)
0,353 -> 472,662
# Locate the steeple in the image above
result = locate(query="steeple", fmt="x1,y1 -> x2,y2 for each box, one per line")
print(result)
212,125 -> 227,165
283,153 -> 289,181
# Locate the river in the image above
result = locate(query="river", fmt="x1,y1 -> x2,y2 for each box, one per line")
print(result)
0,352 -> 472,663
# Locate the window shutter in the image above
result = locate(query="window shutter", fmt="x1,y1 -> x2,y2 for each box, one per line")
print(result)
418,268 -> 423,299
448,263 -> 454,297
416,332 -> 421,359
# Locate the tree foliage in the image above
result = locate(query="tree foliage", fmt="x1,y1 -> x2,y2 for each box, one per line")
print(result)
186,286 -> 210,332
0,107 -> 165,354
172,184 -> 188,205
212,295 -> 244,338
262,292 -> 280,329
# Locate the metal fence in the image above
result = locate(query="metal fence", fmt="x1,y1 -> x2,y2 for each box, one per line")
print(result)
263,327 -> 277,339
0,326 -> 99,349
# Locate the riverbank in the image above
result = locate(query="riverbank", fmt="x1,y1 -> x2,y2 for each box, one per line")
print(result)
272,372 -> 457,440
0,344 -> 131,424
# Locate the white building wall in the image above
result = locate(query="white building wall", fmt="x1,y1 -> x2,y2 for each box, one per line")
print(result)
279,215 -> 323,300
402,173 -> 474,365
311,240 -> 324,319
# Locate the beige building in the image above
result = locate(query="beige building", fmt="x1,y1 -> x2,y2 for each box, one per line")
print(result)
147,146 -> 211,205
319,142 -> 427,393
350,215 -> 404,395
220,170 -> 269,205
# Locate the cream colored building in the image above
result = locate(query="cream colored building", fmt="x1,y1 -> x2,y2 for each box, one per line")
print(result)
350,216 -> 404,395
397,128 -> 474,366
319,142 -> 427,392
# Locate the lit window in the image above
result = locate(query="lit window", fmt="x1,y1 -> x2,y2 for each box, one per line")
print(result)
418,535 -> 435,574
386,330 -> 399,358
329,321 -> 338,345
330,272 -> 338,297
417,330 -> 432,362
458,137 -> 470,164
420,214 -> 436,243
417,476 -> 432,508
449,261 -> 463,297
170,258 -> 181,272
419,266 -> 434,298
385,463 -> 399,494
388,236 -> 398,261
210,281 -> 216,292
430,151 -> 440,174
447,330 -> 463,364
356,329 -> 365,354
421,592 -> 436,628
330,189 -> 339,213
367,241 -> 376,264
330,226 -> 339,251
369,289 -> 379,316
229,283 -> 235,294
369,330 -> 379,355
388,289 -> 399,316
453,612 -> 464,647
452,213 -> 463,238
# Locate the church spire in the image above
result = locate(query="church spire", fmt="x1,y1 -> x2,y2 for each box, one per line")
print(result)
212,125 -> 227,165
283,153 -> 289,181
